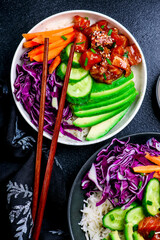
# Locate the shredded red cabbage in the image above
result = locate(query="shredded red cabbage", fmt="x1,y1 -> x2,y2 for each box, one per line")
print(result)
14,51 -> 82,141
82,138 -> 160,209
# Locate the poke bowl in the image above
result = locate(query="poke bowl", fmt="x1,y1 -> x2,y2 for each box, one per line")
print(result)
10,10 -> 147,146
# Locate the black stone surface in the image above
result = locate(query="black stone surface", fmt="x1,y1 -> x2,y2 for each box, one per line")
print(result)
0,0 -> 160,239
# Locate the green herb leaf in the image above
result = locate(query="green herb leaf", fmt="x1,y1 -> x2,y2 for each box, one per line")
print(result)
90,48 -> 96,54
103,73 -> 107,80
61,35 -> 67,41
98,46 -> 104,51
109,214 -> 115,221
141,173 -> 145,176
148,230 -> 155,238
106,58 -> 112,65
76,41 -> 85,45
84,57 -> 88,67
138,180 -> 142,189
108,29 -> 113,36
112,42 -> 116,48
133,224 -> 138,231
101,25 -> 105,29
147,200 -> 153,205
80,27 -> 83,30
123,51 -> 129,58
85,17 -> 88,20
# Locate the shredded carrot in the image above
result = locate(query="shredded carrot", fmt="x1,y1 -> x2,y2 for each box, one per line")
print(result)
49,56 -> 61,74
28,32 -> 75,58
33,45 -> 65,62
23,41 -> 39,48
22,26 -> 74,41
145,152 -> 160,165
133,165 -> 160,173
153,172 -> 160,179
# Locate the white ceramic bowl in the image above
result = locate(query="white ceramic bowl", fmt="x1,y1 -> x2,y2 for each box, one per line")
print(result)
10,10 -> 147,146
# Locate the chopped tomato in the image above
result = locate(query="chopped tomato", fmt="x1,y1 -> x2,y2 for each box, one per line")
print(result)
111,55 -> 131,76
79,49 -> 102,70
74,15 -> 90,31
75,32 -> 88,53
111,45 -> 125,56
138,216 -> 160,240
126,44 -> 142,65
83,20 -> 108,37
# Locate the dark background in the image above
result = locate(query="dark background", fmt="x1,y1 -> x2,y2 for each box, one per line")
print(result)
0,0 -> 160,239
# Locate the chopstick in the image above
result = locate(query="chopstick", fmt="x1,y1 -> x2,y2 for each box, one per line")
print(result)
32,42 -> 76,240
32,38 -> 49,223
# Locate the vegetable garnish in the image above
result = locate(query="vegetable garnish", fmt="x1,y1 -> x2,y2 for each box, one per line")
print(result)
133,165 -> 160,173
138,180 -> 143,189
80,27 -> 83,30
109,214 -> 115,221
123,51 -> 129,58
133,224 -> 138,231
84,57 -> 88,66
85,17 -> 88,20
148,230 -> 155,238
103,73 -> 107,80
101,25 -> 105,29
111,42 -> 116,48
146,200 -> 153,205
106,58 -> 112,65
108,29 -> 113,36
90,48 -> 96,53
98,46 -> 104,51
145,152 -> 160,165
76,41 -> 86,45
61,35 -> 68,40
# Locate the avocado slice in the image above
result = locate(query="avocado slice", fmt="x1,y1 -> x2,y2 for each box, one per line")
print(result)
132,232 -> 144,240
109,231 -> 121,240
124,223 -> 134,240
86,108 -> 128,141
74,91 -> 138,117
73,87 -> 136,112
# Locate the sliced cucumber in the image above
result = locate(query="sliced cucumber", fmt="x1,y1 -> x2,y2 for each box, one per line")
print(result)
102,202 -> 137,231
91,71 -> 134,93
73,86 -> 136,112
124,223 -> 134,240
125,206 -> 145,226
60,43 -> 81,68
66,75 -> 93,104
90,80 -> 135,101
109,231 -> 121,240
74,91 -> 138,117
57,62 -> 89,83
86,108 -> 128,141
133,232 -> 144,240
142,178 -> 160,216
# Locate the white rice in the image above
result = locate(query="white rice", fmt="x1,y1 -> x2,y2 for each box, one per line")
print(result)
79,192 -> 125,240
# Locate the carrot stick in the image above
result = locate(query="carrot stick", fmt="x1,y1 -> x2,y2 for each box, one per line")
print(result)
145,152 -> 160,165
28,32 -> 75,58
32,29 -> 74,44
23,41 -> 40,48
49,56 -> 61,74
33,45 -> 65,62
133,165 -> 160,173
22,26 -> 73,40
153,172 -> 160,179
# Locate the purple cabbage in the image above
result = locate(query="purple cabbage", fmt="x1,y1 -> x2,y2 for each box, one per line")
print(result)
14,52 -> 82,141
82,138 -> 160,208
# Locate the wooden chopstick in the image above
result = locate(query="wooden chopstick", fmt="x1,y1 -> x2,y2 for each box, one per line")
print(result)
32,42 -> 76,240
32,38 -> 49,223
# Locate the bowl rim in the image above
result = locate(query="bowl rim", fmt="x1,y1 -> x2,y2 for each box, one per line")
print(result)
10,10 -> 147,146
67,132 -> 160,240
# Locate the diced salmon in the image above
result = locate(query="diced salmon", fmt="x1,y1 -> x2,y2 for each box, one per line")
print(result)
138,216 -> 160,240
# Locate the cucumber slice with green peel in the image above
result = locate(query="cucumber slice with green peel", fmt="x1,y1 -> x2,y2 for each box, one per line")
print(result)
60,43 -> 81,68
109,231 -> 121,240
86,108 -> 128,141
74,91 -> 138,117
73,105 -> 130,128
90,80 -> 135,101
73,86 -> 136,112
102,202 -> 138,231
66,75 -> 93,104
124,223 -> 134,240
133,232 -> 144,240
142,178 -> 160,216
91,71 -> 134,93
57,62 -> 89,83
125,206 -> 145,226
